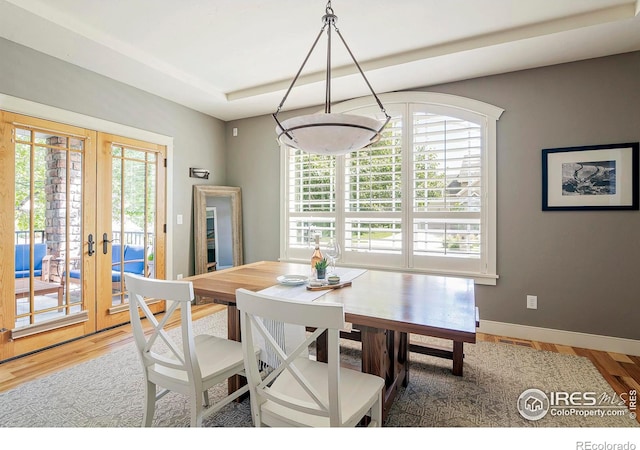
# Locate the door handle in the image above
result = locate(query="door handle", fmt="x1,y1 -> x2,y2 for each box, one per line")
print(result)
103,233 -> 112,254
88,234 -> 95,256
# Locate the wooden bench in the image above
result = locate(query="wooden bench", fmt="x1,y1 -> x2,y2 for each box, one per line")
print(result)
338,306 -> 480,376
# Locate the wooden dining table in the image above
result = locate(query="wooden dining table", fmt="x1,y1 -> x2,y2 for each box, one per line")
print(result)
186,260 -> 477,421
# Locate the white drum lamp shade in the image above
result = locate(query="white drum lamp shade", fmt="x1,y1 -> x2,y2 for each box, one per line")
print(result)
276,113 -> 383,155
273,1 -> 389,156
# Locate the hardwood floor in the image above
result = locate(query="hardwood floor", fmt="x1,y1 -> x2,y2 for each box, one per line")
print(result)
1,303 -> 638,425
478,332 -> 640,425
0,302 -> 227,391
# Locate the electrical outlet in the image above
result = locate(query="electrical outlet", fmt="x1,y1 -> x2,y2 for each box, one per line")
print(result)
176,274 -> 183,280
527,295 -> 537,310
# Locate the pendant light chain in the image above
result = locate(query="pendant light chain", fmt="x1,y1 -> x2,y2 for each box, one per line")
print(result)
325,1 -> 334,114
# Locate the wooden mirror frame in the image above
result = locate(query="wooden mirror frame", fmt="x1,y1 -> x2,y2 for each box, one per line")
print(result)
193,185 -> 243,274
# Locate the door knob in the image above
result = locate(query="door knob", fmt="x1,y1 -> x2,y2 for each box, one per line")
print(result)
88,234 -> 95,256
103,233 -> 112,254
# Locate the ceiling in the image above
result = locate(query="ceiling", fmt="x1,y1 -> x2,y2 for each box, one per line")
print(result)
1,0 -> 639,121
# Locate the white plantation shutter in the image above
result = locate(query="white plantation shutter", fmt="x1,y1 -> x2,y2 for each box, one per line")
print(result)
344,114 -> 403,261
289,150 -> 335,213
411,110 -> 482,261
286,150 -> 336,255
346,136 -> 402,213
412,113 -> 482,214
280,92 -> 502,284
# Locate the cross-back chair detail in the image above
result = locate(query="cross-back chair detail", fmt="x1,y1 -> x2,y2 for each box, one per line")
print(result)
236,288 -> 384,427
126,273 -> 254,427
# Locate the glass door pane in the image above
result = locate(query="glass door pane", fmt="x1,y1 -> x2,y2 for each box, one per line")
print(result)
111,145 -> 157,303
14,128 -> 86,327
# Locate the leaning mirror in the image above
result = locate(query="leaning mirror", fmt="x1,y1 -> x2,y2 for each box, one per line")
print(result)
193,186 -> 243,274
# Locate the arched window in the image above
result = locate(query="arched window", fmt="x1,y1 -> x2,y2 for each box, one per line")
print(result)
280,92 -> 503,285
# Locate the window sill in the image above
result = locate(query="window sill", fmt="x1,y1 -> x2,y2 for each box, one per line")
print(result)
278,257 -> 498,285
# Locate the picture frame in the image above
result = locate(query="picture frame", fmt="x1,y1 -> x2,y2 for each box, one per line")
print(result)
542,142 -> 639,211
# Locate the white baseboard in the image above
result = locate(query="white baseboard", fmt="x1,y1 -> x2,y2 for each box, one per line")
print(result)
478,320 -> 640,356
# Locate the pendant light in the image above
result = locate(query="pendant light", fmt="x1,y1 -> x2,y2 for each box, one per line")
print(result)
273,1 -> 390,155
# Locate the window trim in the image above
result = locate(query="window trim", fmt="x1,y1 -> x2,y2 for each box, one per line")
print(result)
280,92 -> 503,285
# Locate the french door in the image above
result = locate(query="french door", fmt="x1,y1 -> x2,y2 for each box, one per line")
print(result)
0,112 -> 166,361
95,133 -> 165,330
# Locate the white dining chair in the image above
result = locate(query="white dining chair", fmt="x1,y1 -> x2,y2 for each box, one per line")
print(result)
125,273 -> 254,427
236,288 -> 385,427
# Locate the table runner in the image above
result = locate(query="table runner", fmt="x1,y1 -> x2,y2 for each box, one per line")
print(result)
257,267 -> 367,301
254,267 -> 367,370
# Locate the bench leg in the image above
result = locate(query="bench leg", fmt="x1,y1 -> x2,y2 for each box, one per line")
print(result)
399,331 -> 409,387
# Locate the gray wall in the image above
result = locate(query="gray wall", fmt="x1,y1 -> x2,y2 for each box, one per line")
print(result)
226,51 -> 640,341
0,37 -> 226,278
225,119 -> 284,263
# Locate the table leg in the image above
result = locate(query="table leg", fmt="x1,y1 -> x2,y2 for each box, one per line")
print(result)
226,304 -> 241,341
359,325 -> 386,378
225,304 -> 247,398
359,325 -> 408,423
452,341 -> 464,376
315,330 -> 328,363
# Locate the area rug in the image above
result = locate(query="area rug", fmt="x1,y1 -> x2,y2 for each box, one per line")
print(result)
0,309 -> 636,428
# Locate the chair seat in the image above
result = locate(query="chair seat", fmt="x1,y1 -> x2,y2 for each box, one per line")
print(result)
15,270 -> 42,278
261,357 -> 385,427
149,334 -> 259,392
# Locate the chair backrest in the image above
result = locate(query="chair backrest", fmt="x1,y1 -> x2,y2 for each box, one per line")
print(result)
235,288 -> 346,426
111,244 -> 122,264
125,274 -> 203,390
123,245 -> 145,275
112,245 -> 145,275
15,243 -> 46,273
